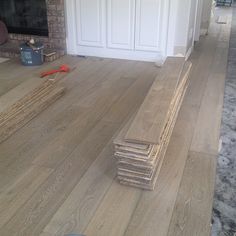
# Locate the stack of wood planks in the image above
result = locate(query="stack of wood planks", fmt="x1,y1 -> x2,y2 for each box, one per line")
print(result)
113,58 -> 192,190
0,78 -> 65,143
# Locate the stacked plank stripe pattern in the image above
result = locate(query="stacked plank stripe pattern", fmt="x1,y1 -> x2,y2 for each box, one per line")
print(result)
113,58 -> 192,190
0,79 -> 65,143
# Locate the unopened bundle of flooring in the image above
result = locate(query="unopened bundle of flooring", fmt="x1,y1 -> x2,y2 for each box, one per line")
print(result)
113,58 -> 192,190
0,79 -> 65,143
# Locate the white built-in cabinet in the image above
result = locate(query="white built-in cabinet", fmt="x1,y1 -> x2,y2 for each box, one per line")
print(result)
76,0 -> 106,48
66,0 -> 169,61
107,0 -> 135,50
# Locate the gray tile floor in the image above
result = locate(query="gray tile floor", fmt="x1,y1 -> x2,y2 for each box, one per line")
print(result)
212,5 -> 236,236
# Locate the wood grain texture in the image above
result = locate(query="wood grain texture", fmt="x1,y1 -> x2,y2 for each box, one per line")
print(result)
0,77 -> 45,113
123,13 -> 230,234
0,58 -> 142,195
0,56 -> 79,97
40,141 -> 116,236
102,62 -> 157,124
0,121 -> 119,236
123,104 -> 199,236
167,151 -> 216,236
0,165 -> 53,228
190,72 -> 225,155
125,57 -> 185,144
0,85 -> 66,143
0,57 -> 159,236
32,61 -> 141,168
83,182 -> 141,236
190,23 -> 230,155
40,64 -> 157,236
184,33 -> 219,108
119,86 -> 189,190
0,8 -> 230,234
114,61 -> 192,190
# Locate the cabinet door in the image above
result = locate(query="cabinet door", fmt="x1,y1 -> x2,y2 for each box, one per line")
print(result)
107,0 -> 135,50
75,0 -> 105,47
135,0 -> 161,52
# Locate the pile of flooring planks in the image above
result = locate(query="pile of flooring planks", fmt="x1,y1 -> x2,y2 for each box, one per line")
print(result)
113,58 -> 192,190
0,78 -> 65,143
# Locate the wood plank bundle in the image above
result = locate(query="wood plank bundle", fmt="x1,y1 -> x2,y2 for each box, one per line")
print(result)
113,58 -> 192,190
0,79 -> 65,143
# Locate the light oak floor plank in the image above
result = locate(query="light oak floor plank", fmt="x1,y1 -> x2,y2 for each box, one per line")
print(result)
0,121 -> 120,236
84,181 -> 141,236
0,7 -> 230,234
32,60 -> 149,169
125,57 -> 185,144
40,140 -> 117,236
0,165 -> 53,228
190,20 -> 231,155
40,65 -> 157,236
0,58 -> 159,236
122,9 -> 230,236
0,58 -> 116,172
0,56 -> 80,96
123,103 -> 198,236
167,151 -> 216,236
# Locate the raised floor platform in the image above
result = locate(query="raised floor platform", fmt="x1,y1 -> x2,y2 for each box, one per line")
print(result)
0,41 -> 65,62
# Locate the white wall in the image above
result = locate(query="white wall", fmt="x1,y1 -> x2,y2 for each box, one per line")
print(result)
187,0 -> 198,54
194,0 -> 203,41
170,0 -> 198,57
201,0 -> 213,35
174,0 -> 190,55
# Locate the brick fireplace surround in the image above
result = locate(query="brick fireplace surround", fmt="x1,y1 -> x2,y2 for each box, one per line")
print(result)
0,0 -> 67,62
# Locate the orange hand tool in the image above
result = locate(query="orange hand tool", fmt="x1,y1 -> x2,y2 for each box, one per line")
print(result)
40,64 -> 70,78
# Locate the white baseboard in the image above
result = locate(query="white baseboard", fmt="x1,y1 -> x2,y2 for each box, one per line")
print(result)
73,46 -> 165,62
185,45 -> 194,60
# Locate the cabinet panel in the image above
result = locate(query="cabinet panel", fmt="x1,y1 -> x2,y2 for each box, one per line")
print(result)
75,0 -> 105,47
69,0 -> 166,61
135,0 -> 161,51
107,0 -> 135,50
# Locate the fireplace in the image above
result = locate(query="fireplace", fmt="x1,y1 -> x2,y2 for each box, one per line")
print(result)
0,0 -> 49,36
0,0 -> 66,61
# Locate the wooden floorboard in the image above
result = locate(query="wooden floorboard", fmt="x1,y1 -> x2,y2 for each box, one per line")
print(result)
0,57 -> 159,236
168,9 -> 232,236
0,165 -> 53,228
0,56 -> 80,96
0,121 -> 120,236
32,62 -> 139,169
0,57 -> 114,171
40,63 -> 157,236
190,20 -> 231,155
123,104 -> 198,236
167,151 -> 216,236
125,57 -> 185,144
0,77 -> 45,113
0,7 -> 230,236
40,140 -> 116,236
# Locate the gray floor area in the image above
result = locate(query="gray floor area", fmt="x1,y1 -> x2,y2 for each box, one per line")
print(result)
212,4 -> 236,236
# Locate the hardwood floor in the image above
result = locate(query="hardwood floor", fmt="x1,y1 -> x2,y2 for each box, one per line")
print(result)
167,151 -> 216,236
0,8 -> 230,236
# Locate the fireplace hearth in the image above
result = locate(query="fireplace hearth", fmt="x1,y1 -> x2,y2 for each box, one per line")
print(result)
0,0 -> 66,62
0,0 -> 48,36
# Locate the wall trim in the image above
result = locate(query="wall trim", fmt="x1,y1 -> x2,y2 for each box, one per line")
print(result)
185,45 -> 194,60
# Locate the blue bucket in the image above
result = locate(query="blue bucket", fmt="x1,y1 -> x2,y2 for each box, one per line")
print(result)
20,42 -> 44,66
